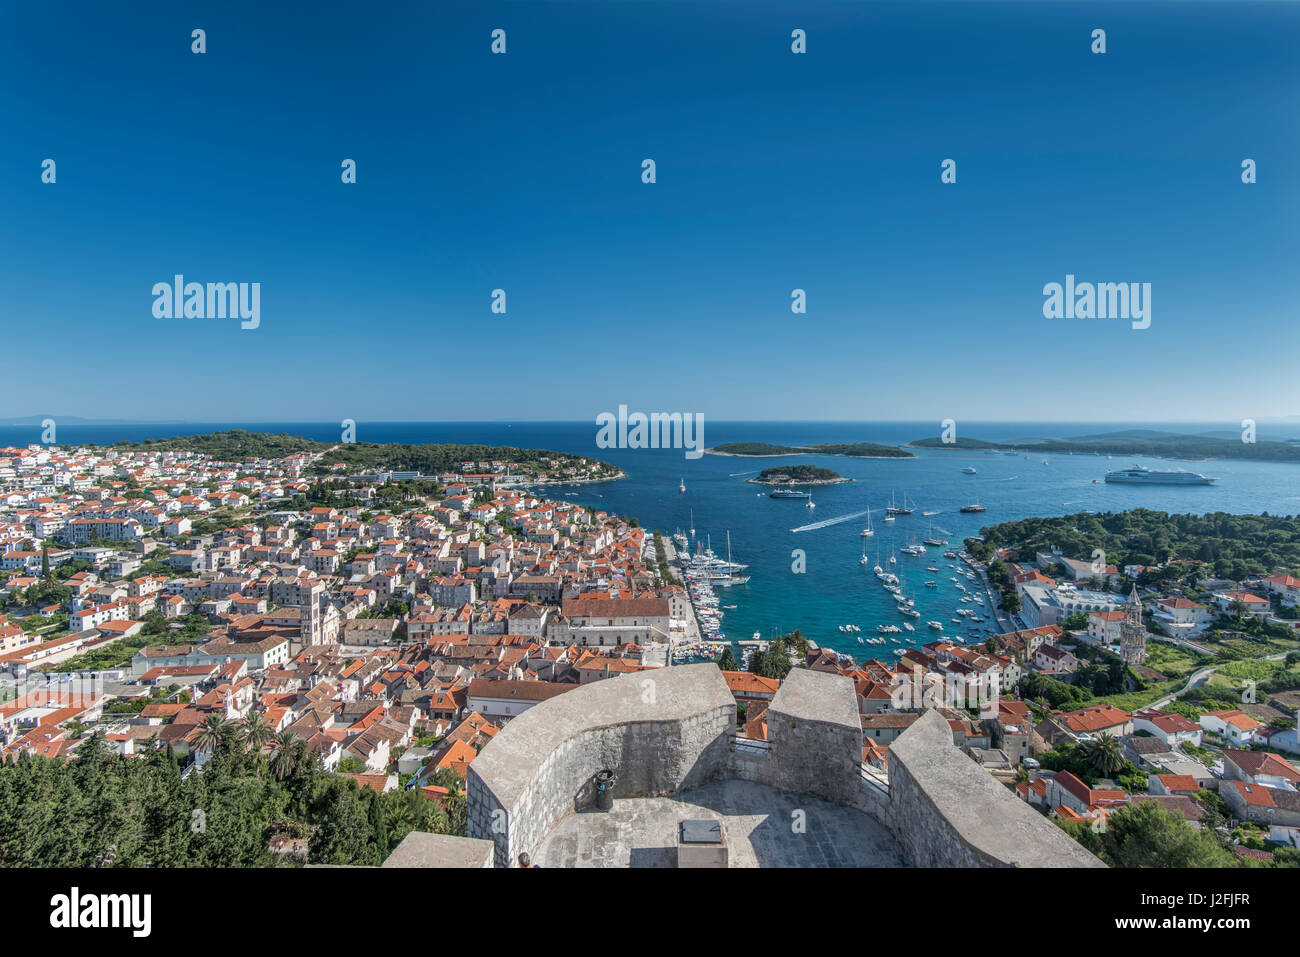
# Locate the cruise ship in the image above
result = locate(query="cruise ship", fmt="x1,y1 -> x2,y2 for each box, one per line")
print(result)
1104,465 -> 1217,486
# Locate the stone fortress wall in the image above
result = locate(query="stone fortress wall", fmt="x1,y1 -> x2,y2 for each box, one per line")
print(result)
465,664 -> 736,868
461,663 -> 1102,868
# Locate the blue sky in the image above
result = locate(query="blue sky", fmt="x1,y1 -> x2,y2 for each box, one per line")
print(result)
2,1 -> 1297,423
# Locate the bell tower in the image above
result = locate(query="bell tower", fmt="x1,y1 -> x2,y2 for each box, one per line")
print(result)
1119,585 -> 1147,665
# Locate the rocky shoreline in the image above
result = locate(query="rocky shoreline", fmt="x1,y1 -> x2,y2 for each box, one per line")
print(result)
746,476 -> 854,487
706,448 -> 912,460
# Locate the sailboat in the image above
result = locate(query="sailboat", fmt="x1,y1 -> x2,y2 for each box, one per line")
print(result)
886,489 -> 914,517
717,531 -> 750,586
679,477 -> 686,493
923,520 -> 948,547
860,506 -> 874,538
806,492 -> 815,510
689,509 -> 695,538
860,539 -> 868,565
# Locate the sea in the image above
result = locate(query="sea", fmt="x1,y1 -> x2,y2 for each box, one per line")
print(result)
6,419 -> 1300,662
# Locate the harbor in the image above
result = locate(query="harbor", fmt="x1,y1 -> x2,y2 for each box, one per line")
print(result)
560,419 -> 1298,666
670,524 -> 752,664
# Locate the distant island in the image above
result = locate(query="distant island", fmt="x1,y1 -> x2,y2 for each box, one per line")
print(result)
709,441 -> 913,459
747,465 -> 850,486
99,430 -> 624,484
909,429 -> 1300,464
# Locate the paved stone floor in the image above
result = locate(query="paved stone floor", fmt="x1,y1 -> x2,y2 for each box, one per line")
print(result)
534,780 -> 909,868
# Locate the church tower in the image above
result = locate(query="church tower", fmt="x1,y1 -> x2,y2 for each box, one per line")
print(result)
1119,584 -> 1147,665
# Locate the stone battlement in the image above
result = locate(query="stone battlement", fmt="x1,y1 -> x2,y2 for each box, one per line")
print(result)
457,664 -> 1102,868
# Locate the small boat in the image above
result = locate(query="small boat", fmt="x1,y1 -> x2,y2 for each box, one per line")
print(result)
960,503 -> 986,513
927,621 -> 943,631
961,467 -> 977,474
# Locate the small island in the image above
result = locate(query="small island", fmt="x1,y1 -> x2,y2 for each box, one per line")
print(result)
708,441 -> 913,459
747,465 -> 851,486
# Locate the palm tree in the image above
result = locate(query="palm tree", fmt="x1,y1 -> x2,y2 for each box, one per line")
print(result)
1089,732 -> 1125,777
269,730 -> 298,781
241,710 -> 273,754
194,714 -> 232,757
387,797 -> 417,835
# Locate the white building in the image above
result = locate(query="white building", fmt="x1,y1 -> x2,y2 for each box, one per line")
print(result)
1152,597 -> 1212,637
1199,709 -> 1263,746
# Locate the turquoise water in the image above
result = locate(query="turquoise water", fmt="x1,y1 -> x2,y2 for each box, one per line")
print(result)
7,419 -> 1299,660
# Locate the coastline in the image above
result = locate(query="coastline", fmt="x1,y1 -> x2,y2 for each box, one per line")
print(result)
507,471 -> 626,487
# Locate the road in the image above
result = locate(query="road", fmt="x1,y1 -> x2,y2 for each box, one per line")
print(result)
1150,650 -> 1291,711
965,554 -> 1018,633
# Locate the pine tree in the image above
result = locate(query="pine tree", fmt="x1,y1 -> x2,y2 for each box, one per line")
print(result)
367,789 -> 389,864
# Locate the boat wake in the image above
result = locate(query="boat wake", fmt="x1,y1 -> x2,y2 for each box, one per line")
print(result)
790,508 -> 871,534
729,469 -> 760,477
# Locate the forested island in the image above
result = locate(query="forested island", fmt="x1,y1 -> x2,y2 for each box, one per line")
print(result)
748,465 -> 849,486
101,430 -> 621,481
708,441 -> 912,458
910,429 -> 1300,463
966,508 -> 1300,581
